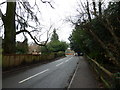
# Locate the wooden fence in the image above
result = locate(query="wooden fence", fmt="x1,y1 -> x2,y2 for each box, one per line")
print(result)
86,55 -> 120,88
2,52 -> 65,71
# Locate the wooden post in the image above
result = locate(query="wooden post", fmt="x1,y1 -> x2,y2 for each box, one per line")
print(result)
113,72 -> 120,88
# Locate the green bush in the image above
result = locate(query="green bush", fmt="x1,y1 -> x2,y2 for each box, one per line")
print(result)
57,51 -> 65,57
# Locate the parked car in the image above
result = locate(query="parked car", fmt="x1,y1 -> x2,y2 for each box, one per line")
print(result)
79,52 -> 84,56
74,52 -> 84,56
74,53 -> 78,56
77,52 -> 84,56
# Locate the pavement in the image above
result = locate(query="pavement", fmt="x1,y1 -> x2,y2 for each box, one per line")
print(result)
68,56 -> 99,88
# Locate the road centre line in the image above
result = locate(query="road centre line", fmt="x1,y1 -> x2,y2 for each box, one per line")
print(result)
56,62 -> 64,67
56,57 -> 73,66
65,57 -> 73,62
65,59 -> 70,62
65,60 -> 69,62
19,57 -> 73,83
19,69 -> 49,84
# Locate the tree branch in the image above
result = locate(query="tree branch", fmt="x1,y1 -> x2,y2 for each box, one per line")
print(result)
41,0 -> 54,9
16,29 -> 48,46
0,9 -> 6,23
0,1 -> 6,6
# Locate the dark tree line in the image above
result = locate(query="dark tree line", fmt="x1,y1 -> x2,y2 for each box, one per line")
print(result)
69,1 -> 120,69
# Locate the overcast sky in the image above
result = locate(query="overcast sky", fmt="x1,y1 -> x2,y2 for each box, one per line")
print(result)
27,0 -> 78,43
0,0 -> 113,44
0,0 -> 80,43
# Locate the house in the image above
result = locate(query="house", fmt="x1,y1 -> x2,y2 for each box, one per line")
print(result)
28,43 -> 41,54
65,48 -> 75,55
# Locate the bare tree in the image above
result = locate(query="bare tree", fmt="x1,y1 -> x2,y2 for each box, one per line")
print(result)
0,0 -> 54,54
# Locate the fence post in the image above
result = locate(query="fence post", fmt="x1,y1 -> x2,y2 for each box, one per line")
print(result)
113,72 -> 120,88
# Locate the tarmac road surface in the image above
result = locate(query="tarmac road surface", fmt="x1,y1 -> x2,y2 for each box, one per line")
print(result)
3,55 -> 81,88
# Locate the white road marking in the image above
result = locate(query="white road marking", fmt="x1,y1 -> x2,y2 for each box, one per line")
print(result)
19,69 -> 49,84
56,57 -> 73,66
65,57 -> 73,63
65,60 -> 69,62
18,57 -> 73,84
18,56 -> 73,84
68,57 -> 73,60
67,61 -> 80,89
56,62 -> 64,67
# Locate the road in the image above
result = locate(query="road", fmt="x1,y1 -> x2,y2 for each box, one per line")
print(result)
3,55 -> 81,88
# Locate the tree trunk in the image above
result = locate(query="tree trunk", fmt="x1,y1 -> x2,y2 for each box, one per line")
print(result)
88,28 -> 119,66
3,1 -> 16,54
98,1 -> 102,16
92,1 -> 97,17
86,2 -> 91,22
